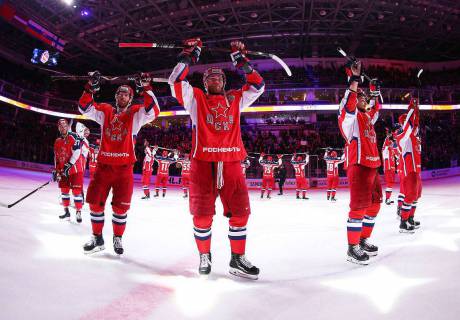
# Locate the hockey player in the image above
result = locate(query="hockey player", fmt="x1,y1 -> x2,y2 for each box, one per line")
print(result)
169,38 -> 264,279
153,147 -> 178,197
338,60 -> 382,265
382,130 -> 397,205
393,131 -> 405,216
259,153 -> 282,199
88,139 -> 99,180
291,153 -> 310,199
241,158 -> 250,176
177,153 -> 192,198
394,98 -> 422,232
53,119 -> 84,222
78,71 -> 160,255
324,149 -> 345,201
141,139 -> 153,199
76,122 -> 90,217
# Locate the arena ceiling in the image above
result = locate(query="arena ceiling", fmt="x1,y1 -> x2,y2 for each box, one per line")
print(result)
2,0 -> 460,74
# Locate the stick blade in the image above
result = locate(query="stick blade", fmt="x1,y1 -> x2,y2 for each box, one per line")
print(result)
417,69 -> 424,78
270,54 -> 292,77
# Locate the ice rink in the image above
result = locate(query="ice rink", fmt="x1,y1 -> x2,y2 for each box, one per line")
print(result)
1,166 -> 459,320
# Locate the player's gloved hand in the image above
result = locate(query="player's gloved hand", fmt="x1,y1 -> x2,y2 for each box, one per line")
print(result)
230,40 -> 253,73
135,72 -> 151,94
52,170 -> 59,182
63,162 -> 72,178
409,97 -> 419,110
86,71 -> 101,93
178,38 -> 202,64
345,59 -> 362,84
369,78 -> 381,97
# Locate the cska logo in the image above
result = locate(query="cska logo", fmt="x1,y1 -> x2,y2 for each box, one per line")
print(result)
207,101 -> 234,131
105,115 -> 128,142
211,102 -> 229,119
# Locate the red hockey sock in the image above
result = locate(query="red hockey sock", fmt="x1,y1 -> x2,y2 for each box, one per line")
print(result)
193,215 -> 213,254
332,190 -> 336,198
229,215 -> 249,254
143,188 -> 150,196
409,201 -> 417,217
302,191 -> 307,198
90,212 -> 104,235
401,202 -> 412,220
361,203 -> 380,238
112,206 -> 127,237
347,209 -> 365,245
385,191 -> 392,200
61,188 -> 70,208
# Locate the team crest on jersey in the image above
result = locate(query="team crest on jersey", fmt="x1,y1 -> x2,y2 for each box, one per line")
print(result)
105,115 -> 128,142
206,102 -> 234,131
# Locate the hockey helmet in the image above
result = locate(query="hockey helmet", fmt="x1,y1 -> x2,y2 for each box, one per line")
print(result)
331,151 -> 337,158
203,67 -> 226,91
115,85 -> 134,107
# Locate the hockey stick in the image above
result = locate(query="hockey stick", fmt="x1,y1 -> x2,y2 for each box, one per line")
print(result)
337,47 -> 384,103
118,42 -> 292,77
416,69 -> 423,101
51,74 -> 169,83
0,181 -> 50,208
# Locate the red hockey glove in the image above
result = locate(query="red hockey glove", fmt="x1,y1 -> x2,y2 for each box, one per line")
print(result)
178,38 -> 202,64
230,40 -> 252,73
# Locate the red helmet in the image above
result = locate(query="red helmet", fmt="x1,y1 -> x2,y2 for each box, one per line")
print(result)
203,67 -> 226,90
267,156 -> 273,161
115,85 -> 134,107
331,151 -> 337,157
162,150 -> 168,157
296,156 -> 302,161
399,113 -> 407,125
96,139 -> 101,145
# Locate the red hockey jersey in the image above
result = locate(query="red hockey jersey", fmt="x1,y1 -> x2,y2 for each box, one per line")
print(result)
259,156 -> 282,178
169,62 -> 264,162
54,132 -> 83,175
78,87 -> 160,165
396,107 -> 421,176
143,146 -> 153,172
382,136 -> 396,172
291,155 -> 309,179
338,90 -> 381,168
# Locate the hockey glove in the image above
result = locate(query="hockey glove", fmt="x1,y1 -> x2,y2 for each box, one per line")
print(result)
369,78 -> 382,98
85,71 -> 101,93
63,162 -> 73,178
135,73 -> 150,94
178,38 -> 202,64
52,170 -> 59,182
230,41 -> 253,73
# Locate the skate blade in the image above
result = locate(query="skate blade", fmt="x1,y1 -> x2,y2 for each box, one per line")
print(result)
346,256 -> 370,265
399,229 -> 415,234
229,268 -> 258,280
84,245 -> 105,255
364,251 -> 378,257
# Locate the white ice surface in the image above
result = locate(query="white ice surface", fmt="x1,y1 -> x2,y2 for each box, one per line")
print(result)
0,167 -> 459,320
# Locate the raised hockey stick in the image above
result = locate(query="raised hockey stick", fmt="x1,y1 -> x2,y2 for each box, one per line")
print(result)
51,74 -> 169,83
118,42 -> 293,77
416,69 -> 423,101
0,181 -> 50,208
337,47 -> 372,82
